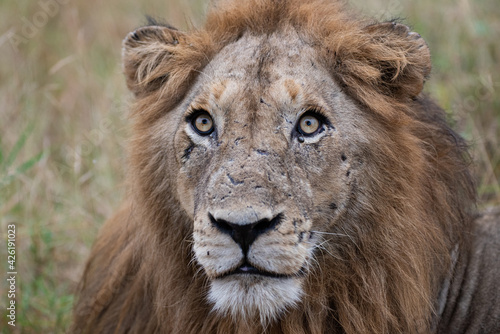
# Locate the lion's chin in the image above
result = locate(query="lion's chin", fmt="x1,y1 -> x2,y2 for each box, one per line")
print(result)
208,275 -> 303,325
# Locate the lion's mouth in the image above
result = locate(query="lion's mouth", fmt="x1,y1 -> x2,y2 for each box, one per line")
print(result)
217,262 -> 304,279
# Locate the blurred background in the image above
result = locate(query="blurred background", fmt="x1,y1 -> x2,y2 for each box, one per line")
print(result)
0,0 -> 498,332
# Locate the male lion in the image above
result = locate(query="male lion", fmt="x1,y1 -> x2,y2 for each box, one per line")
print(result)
72,0 -> 500,333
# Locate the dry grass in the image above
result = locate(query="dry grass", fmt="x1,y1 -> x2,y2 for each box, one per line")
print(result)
0,0 -> 498,332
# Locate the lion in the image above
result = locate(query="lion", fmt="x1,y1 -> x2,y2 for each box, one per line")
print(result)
71,0 -> 500,333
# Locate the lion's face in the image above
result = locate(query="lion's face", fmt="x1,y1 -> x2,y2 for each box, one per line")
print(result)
169,29 -> 371,321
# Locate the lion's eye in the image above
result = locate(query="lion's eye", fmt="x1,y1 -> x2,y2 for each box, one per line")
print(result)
191,111 -> 214,135
298,114 -> 321,136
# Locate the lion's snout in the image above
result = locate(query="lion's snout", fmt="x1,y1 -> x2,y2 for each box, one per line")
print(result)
209,212 -> 283,255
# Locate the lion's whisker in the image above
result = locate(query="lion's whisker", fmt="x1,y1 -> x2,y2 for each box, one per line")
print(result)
310,230 -> 350,237
306,239 -> 345,262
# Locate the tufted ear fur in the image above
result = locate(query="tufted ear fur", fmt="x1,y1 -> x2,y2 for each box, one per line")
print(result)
122,24 -> 186,96
333,22 -> 431,110
365,22 -> 431,97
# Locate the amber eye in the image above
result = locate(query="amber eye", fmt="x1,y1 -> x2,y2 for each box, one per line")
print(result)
191,111 -> 214,135
298,114 -> 321,136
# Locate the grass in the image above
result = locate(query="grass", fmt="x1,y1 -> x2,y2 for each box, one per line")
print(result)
1,0 -> 499,332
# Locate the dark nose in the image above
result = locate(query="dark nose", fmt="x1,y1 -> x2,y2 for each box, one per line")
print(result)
209,213 -> 282,254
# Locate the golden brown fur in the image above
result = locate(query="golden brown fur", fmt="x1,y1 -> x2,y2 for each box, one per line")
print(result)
71,0 -> 482,333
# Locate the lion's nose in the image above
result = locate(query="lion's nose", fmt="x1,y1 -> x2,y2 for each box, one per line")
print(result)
209,213 -> 282,254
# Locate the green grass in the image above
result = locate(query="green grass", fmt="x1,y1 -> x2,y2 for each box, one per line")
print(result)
1,0 -> 499,332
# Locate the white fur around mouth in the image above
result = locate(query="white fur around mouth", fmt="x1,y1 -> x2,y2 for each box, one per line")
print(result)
208,275 -> 303,324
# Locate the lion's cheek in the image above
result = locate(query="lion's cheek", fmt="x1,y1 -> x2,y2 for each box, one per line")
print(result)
193,231 -> 243,278
249,235 -> 311,274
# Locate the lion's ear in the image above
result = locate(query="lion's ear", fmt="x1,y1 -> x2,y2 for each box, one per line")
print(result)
335,22 -> 431,101
122,24 -> 185,96
365,22 -> 431,98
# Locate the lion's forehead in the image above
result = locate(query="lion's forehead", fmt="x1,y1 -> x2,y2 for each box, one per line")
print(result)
197,31 -> 327,110
206,29 -> 314,77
